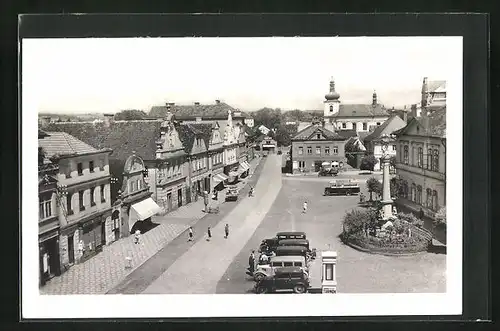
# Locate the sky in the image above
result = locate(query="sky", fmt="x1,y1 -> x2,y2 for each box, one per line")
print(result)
22,37 -> 461,114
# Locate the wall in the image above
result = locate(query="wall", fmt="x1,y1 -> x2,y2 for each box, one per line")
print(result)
327,116 -> 389,132
291,140 -> 347,171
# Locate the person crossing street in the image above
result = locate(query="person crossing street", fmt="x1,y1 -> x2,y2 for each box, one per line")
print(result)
188,226 -> 194,242
224,223 -> 229,239
302,201 -> 308,214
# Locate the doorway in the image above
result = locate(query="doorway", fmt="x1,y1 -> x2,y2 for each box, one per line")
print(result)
353,122 -> 357,131
68,234 -> 75,264
167,192 -> 173,211
177,188 -> 183,207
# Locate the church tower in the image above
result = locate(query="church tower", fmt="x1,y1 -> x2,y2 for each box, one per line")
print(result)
324,78 -> 341,118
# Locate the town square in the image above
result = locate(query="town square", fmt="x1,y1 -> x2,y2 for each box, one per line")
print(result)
30,37 -> 450,297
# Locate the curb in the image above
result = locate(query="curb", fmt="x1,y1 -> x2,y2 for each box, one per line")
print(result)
342,238 -> 429,257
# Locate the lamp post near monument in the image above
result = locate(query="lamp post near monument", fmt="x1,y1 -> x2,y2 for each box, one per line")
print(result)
379,133 -> 396,220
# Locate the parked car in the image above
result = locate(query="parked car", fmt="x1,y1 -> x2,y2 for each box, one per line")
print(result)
318,167 -> 339,177
278,238 -> 310,250
275,245 -> 310,259
254,267 -> 310,294
225,186 -> 239,201
258,238 -> 280,253
253,255 -> 308,281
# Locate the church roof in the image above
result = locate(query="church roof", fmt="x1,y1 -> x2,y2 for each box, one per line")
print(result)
329,104 -> 390,118
292,124 -> 346,141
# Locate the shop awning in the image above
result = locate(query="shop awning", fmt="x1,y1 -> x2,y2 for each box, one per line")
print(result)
213,173 -> 229,183
238,161 -> 250,173
129,198 -> 162,231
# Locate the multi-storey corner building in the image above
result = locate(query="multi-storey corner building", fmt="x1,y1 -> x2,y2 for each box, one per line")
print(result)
38,131 -> 113,270
393,107 -> 446,220
290,120 -> 349,173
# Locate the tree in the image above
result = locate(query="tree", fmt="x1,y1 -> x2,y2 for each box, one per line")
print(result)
274,123 -> 298,147
366,177 -> 382,201
253,107 -> 284,130
434,207 -> 446,230
390,177 -> 404,199
114,109 -> 148,120
360,154 -> 378,171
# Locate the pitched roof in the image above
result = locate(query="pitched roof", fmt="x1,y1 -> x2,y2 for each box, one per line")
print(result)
363,115 -> 407,142
44,120 -> 162,161
330,104 -> 390,118
149,102 -> 252,120
427,80 -> 446,92
292,124 -> 346,141
345,136 -> 367,152
336,129 -> 358,139
175,123 -> 213,153
393,107 -> 446,138
38,132 -> 99,158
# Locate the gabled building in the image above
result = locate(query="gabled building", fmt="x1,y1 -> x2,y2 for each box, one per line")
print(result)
38,131 -> 113,272
223,109 -> 240,180
322,79 -> 391,134
290,119 -> 348,173
363,115 -> 407,171
393,107 -> 446,221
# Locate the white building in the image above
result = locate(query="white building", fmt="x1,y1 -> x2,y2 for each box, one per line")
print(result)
322,79 -> 391,135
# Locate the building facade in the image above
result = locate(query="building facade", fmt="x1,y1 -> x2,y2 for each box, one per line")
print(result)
290,121 -> 348,173
322,79 -> 390,135
363,115 -> 407,171
393,108 -> 446,220
421,77 -> 446,112
38,132 -> 113,270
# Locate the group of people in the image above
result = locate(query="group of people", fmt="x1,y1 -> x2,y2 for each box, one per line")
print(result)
247,249 -> 276,275
187,223 -> 230,242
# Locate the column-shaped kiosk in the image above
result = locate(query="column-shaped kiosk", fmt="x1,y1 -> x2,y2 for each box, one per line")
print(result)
321,251 -> 337,294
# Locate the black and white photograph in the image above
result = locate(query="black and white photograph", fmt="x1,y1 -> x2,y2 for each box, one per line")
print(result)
22,35 -> 463,318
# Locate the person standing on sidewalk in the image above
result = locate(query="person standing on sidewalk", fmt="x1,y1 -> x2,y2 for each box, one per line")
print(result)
302,201 -> 308,214
188,226 -> 194,242
206,226 -> 212,241
134,229 -> 141,244
224,223 -> 229,239
248,250 -> 256,274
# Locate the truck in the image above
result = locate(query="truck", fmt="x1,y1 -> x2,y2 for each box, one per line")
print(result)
324,180 -> 360,196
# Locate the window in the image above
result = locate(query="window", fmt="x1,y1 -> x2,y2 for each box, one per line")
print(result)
90,187 -> 96,206
298,147 -> 303,155
325,264 -> 334,281
427,148 -> 433,170
79,190 -> 85,211
99,159 -> 105,171
403,181 -> 409,199
392,145 -> 396,151
307,146 -> 312,155
330,105 -> 333,112
325,147 -> 330,155
39,195 -> 52,219
432,190 -> 439,211
342,123 -> 346,129
362,123 -> 367,130
411,183 -> 416,202
299,161 -> 305,168
333,146 -> 338,154
100,184 -> 106,202
316,146 -> 321,154
138,179 -> 141,190
66,194 -> 73,215
412,147 -> 416,166
418,147 -> 423,168
89,161 -> 95,173
417,185 -> 422,205
403,146 -> 409,164
433,149 -> 439,171
77,163 -> 83,176
426,188 -> 432,208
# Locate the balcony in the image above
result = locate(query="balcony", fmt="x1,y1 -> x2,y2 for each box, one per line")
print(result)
395,163 -> 445,181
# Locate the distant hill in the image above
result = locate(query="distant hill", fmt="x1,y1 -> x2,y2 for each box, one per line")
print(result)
38,112 -> 107,122
282,109 -> 323,122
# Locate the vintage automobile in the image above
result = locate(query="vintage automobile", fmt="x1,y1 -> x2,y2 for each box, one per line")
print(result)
324,180 -> 360,196
225,186 -> 239,202
258,238 -> 279,253
276,231 -> 307,240
254,267 -> 310,294
278,238 -> 310,250
253,255 -> 308,281
275,245 -> 310,259
318,167 -> 339,177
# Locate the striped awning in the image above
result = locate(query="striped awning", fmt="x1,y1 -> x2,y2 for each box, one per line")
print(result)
213,173 -> 229,183
238,161 -> 250,172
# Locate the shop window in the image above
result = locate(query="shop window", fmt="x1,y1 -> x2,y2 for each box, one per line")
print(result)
89,161 -> 95,173
90,187 -> 96,207
299,161 -> 305,168
333,146 -> 338,154
77,163 -> 83,176
39,194 -> 52,219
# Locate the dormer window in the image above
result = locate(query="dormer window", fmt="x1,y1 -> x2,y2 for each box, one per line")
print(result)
316,134 -> 321,139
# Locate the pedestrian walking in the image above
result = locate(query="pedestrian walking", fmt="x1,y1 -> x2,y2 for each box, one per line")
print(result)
134,229 -> 141,244
248,250 -> 256,274
224,223 -> 229,239
206,226 -> 212,241
302,201 -> 308,214
188,226 -> 194,242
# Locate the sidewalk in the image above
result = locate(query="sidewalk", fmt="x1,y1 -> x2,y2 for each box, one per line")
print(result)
40,158 -> 262,295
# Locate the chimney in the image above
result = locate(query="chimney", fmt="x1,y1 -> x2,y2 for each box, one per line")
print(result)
215,99 -> 221,104
103,113 -> 114,127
